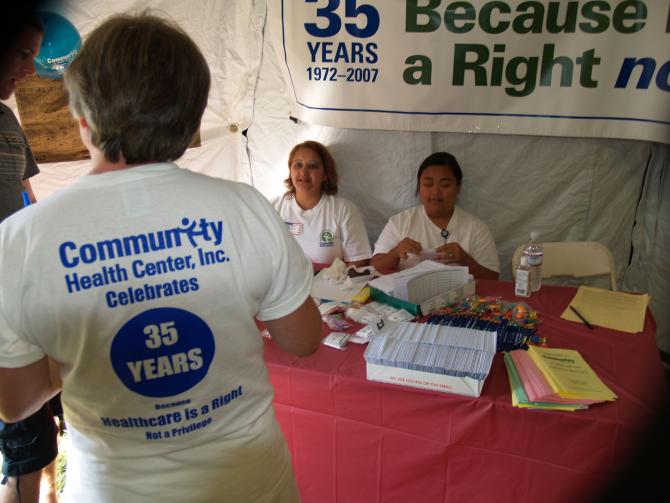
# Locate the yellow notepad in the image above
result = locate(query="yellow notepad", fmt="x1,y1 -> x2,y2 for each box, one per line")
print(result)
527,346 -> 617,402
561,286 -> 650,333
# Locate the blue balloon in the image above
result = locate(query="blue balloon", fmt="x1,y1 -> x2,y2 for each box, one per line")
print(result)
34,11 -> 81,79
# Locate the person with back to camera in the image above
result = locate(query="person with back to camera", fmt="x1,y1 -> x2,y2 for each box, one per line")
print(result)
0,11 -> 322,502
0,11 -> 63,503
371,152 -> 500,279
272,140 -> 372,268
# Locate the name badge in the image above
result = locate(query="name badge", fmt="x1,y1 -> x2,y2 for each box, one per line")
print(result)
285,222 -> 303,236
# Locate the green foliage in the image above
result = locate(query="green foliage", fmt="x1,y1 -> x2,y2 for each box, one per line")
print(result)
56,432 -> 68,494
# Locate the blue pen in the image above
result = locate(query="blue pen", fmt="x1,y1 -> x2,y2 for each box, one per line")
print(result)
22,191 -> 31,207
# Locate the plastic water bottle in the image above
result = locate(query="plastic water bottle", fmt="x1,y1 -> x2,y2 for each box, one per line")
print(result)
514,255 -> 531,297
522,231 -> 543,292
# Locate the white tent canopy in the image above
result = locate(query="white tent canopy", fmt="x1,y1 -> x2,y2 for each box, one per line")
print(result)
7,0 -> 669,354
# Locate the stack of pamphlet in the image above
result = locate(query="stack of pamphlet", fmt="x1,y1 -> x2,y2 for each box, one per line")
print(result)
504,346 -> 617,411
363,321 -> 497,397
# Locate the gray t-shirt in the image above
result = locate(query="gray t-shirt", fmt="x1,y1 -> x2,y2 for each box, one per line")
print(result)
0,102 -> 39,221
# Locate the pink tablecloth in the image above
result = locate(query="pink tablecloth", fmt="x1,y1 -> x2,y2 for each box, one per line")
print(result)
264,279 -> 667,503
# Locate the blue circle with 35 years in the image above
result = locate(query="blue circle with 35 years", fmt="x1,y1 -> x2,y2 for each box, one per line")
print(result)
110,307 -> 215,397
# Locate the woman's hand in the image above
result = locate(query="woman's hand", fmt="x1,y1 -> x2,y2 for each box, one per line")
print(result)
392,238 -> 422,259
433,242 -> 499,279
435,242 -> 467,265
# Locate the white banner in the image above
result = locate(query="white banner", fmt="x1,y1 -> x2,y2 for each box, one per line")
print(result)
269,0 -> 670,144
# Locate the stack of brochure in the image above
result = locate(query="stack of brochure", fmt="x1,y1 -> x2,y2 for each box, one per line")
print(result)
363,321 -> 497,396
504,346 -> 617,411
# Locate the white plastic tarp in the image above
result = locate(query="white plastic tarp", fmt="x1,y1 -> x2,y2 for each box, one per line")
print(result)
3,0 -> 669,354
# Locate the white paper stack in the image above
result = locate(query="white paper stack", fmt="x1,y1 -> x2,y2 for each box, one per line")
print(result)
405,268 -> 468,301
368,261 -> 473,307
369,260 -> 448,299
363,321 -> 497,381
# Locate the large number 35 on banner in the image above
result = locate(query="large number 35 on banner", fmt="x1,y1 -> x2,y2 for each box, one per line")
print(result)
272,0 -> 670,144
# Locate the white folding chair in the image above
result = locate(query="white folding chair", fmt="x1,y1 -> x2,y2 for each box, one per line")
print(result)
511,241 -> 617,290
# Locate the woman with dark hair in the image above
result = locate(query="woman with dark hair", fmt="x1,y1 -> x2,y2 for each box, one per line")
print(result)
371,152 -> 500,279
273,140 -> 371,267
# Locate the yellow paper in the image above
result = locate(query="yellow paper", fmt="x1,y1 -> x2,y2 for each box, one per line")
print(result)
561,286 -> 649,333
527,346 -> 617,402
513,401 -> 583,412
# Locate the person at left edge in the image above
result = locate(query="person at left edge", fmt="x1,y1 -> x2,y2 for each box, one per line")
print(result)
272,140 -> 372,269
0,15 -> 39,212
0,12 -> 61,503
0,11 -> 321,502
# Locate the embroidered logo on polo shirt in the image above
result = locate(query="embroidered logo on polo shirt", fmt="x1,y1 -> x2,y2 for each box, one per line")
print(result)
285,222 -> 303,236
319,230 -> 334,247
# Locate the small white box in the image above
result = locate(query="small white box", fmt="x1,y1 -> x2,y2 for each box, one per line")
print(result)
322,331 -> 351,350
418,279 -> 476,316
366,363 -> 485,397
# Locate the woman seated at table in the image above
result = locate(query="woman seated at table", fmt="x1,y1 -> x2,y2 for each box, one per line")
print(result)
273,140 -> 372,268
371,152 -> 500,279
